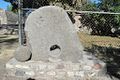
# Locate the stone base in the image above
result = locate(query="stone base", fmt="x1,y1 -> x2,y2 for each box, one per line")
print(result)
5,54 -> 118,80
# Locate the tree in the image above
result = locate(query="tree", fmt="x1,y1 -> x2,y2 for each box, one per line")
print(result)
7,5 -> 12,11
4,0 -> 88,23
80,0 -> 120,36
4,0 -> 88,11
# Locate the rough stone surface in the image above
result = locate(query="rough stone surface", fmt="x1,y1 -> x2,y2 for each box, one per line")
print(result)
6,58 -> 118,80
25,6 -> 84,62
14,45 -> 31,62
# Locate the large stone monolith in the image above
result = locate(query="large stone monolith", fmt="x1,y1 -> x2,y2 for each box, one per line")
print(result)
24,6 -> 84,62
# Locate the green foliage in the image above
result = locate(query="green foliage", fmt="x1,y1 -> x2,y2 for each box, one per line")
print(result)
4,0 -> 18,13
7,5 -> 12,11
81,2 -> 98,11
49,0 -> 87,10
98,0 -> 120,12
4,0 -> 10,2
4,0 -> 88,11
80,0 -> 120,36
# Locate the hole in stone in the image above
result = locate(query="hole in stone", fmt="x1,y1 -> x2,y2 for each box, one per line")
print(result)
50,44 -> 61,51
27,78 -> 35,80
26,53 -> 32,61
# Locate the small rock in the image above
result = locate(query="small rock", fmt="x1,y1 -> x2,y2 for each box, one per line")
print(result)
47,71 -> 56,76
38,71 -> 44,75
75,71 -> 85,77
25,71 -> 35,76
56,64 -> 64,69
6,63 -> 14,68
47,64 -> 56,70
15,70 -> 25,76
38,64 -> 47,70
72,64 -> 80,70
93,63 -> 102,70
15,65 -> 29,69
55,71 -> 66,79
48,57 -> 62,63
83,66 -> 92,70
67,71 -> 74,77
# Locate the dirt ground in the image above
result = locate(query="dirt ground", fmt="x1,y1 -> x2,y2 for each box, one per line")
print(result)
0,35 -> 18,79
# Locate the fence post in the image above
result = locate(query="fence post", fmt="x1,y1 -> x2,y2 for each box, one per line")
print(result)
18,0 -> 23,45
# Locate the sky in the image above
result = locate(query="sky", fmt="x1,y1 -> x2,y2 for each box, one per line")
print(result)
0,0 -> 10,10
0,0 -> 99,10
91,0 -> 99,3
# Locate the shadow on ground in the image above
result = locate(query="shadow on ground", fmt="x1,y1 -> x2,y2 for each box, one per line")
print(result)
0,35 -> 18,44
0,35 -> 18,55
85,45 -> 120,79
0,38 -> 18,43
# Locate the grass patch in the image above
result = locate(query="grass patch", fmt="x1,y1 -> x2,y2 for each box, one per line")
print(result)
78,32 -> 120,49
